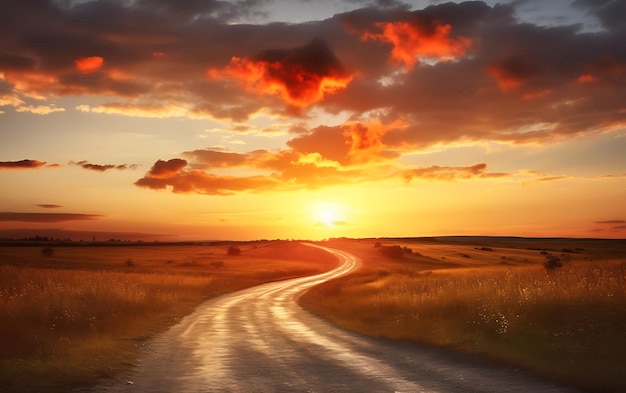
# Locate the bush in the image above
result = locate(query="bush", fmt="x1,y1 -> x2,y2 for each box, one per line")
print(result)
227,245 -> 241,256
544,253 -> 563,271
378,245 -> 404,259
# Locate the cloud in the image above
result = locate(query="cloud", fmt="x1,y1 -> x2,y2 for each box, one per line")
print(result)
400,163 -> 508,182
136,120 -> 509,195
573,0 -> 626,31
0,212 -> 103,223
141,158 -> 188,179
75,56 -> 104,74
135,158 -> 282,195
208,38 -> 353,109
0,159 -> 48,169
75,103 -> 187,118
0,0 -> 624,150
15,104 -> 65,115
593,219 -> 626,233
69,160 -> 138,172
0,95 -> 24,107
485,56 -> 540,91
37,204 -> 63,209
361,19 -> 473,71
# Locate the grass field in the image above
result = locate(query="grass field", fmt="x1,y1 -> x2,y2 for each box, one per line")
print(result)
301,237 -> 626,393
0,241 -> 337,393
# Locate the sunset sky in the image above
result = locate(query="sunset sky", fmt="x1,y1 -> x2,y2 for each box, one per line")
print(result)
1,0 -> 625,241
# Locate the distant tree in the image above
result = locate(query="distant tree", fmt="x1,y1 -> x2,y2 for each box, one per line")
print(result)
227,245 -> 241,256
544,253 -> 563,271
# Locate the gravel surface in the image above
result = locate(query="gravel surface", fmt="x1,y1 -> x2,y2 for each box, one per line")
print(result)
91,244 -> 578,393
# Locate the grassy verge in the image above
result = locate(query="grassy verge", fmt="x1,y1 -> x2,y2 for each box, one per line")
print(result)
0,241 -> 336,393
300,238 -> 626,393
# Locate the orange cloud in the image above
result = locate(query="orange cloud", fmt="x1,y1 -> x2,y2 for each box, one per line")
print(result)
74,56 -> 104,74
143,159 -> 188,179
135,158 -> 281,195
362,21 -> 473,71
208,39 -> 353,108
401,163 -> 508,182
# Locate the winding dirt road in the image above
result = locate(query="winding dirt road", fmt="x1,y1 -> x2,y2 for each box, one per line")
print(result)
96,244 -> 577,392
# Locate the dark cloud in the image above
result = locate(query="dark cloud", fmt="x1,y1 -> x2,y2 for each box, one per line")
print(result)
37,204 -> 63,209
0,0 -> 625,161
573,0 -> 626,31
0,212 -> 103,223
0,159 -> 47,169
595,220 -> 626,224
593,219 -> 626,233
208,38 -> 353,110
69,160 -> 138,172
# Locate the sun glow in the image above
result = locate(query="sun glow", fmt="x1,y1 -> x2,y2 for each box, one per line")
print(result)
312,202 -> 344,227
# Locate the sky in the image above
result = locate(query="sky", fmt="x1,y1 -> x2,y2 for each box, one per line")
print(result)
1,0 -> 625,241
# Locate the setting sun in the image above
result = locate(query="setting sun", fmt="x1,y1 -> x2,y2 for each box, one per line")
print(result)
312,202 -> 344,227
1,0 -> 625,242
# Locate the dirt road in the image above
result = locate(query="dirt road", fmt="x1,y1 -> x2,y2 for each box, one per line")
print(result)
95,244 -> 577,392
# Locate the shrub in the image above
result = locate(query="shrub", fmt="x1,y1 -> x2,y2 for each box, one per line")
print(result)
378,245 -> 404,259
227,245 -> 241,256
543,253 -> 563,271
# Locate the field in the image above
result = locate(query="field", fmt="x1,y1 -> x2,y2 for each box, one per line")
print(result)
301,237 -> 626,393
0,241 -> 338,393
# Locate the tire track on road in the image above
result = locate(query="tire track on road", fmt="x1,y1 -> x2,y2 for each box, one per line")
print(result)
95,244 -> 577,393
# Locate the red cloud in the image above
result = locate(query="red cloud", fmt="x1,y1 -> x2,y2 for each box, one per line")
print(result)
0,159 -> 47,169
485,56 -> 540,91
362,20 -> 473,70
208,39 -> 353,108
75,56 -> 104,74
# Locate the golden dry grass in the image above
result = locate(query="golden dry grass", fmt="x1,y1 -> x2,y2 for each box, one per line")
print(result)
0,241 -> 337,393
301,238 -> 626,393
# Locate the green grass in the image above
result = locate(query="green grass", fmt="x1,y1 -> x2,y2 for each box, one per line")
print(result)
0,241 -> 337,393
301,238 -> 626,393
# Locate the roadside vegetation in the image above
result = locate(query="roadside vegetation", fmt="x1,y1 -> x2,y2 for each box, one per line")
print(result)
301,238 -> 626,393
0,241 -> 337,393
